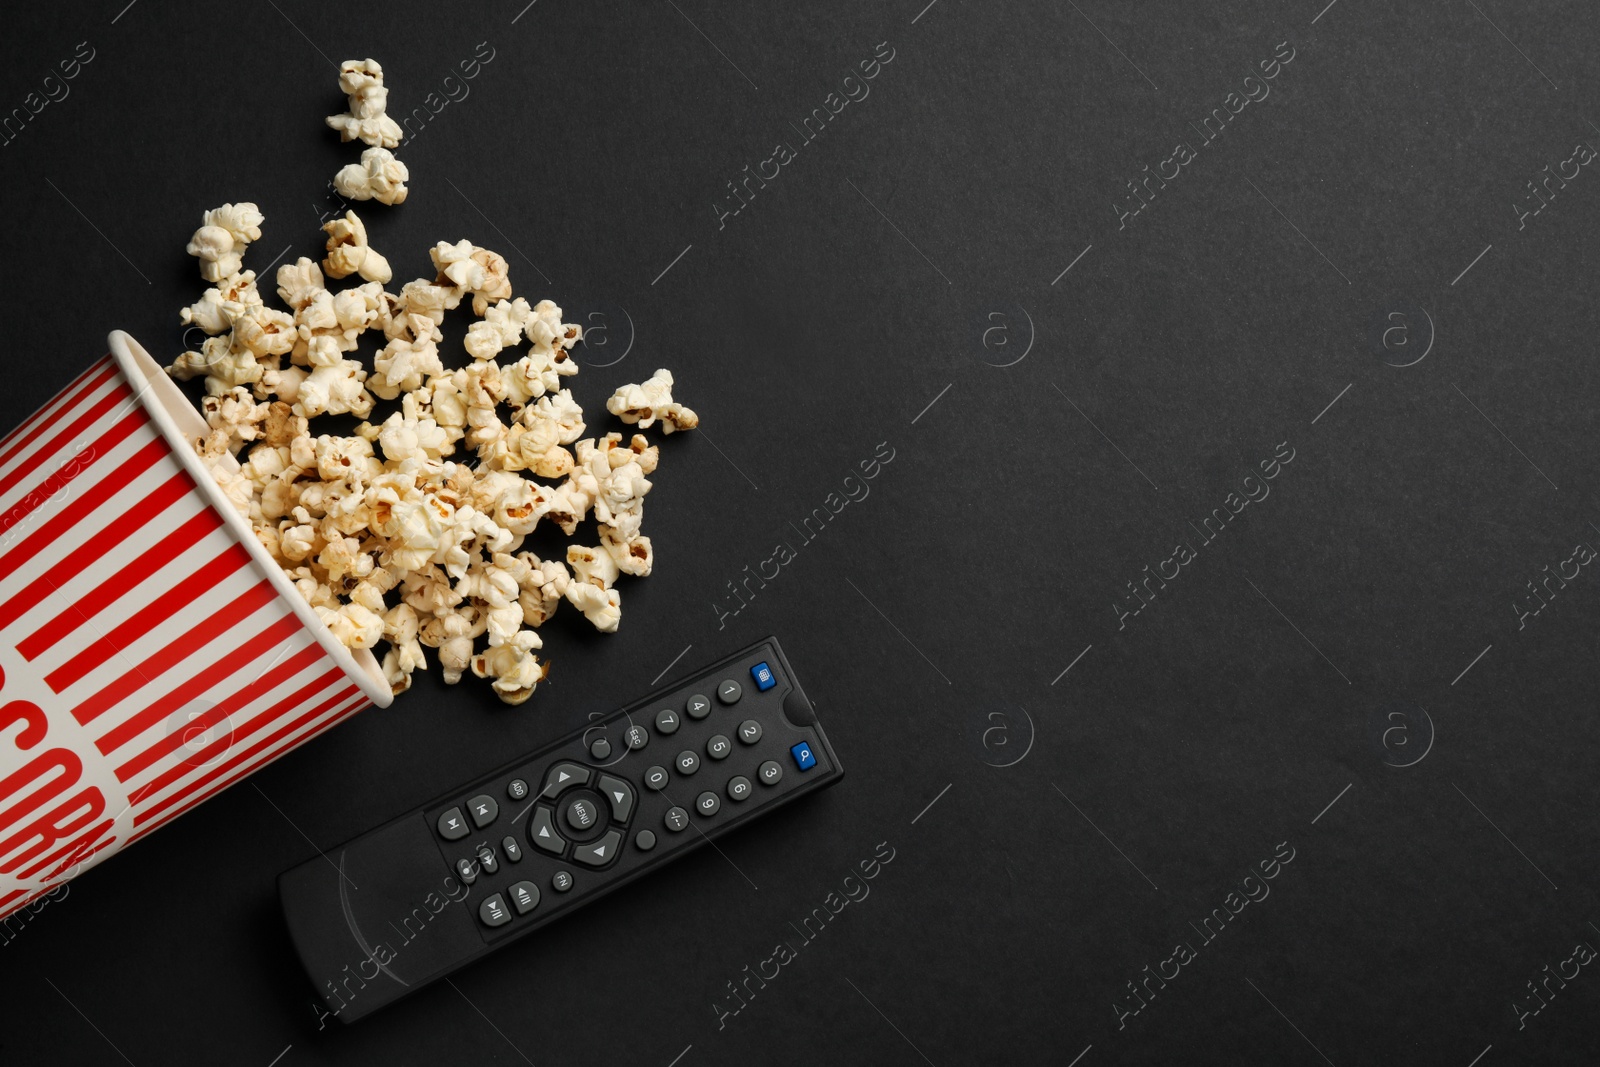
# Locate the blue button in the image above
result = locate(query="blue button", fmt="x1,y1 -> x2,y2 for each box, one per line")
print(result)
790,742 -> 817,771
751,662 -> 776,691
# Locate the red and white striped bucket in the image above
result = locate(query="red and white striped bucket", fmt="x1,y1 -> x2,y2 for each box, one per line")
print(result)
0,331 -> 391,920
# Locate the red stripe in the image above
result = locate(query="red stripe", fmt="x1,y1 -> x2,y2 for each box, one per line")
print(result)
0,361 -> 116,477
15,819 -> 116,882
0,469 -> 194,636
93,613 -> 302,756
115,638 -> 324,782
0,378 -> 133,503
70,580 -> 278,729
130,688 -> 363,831
127,663 -> 345,805
23,508 -> 225,668
0,419 -> 161,588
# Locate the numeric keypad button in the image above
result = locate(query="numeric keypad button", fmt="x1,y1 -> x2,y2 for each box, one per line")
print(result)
737,720 -> 762,745
706,735 -> 731,760
644,765 -> 669,791
664,806 -> 689,832
654,708 -> 681,734
758,760 -> 783,786
686,694 -> 712,719
717,679 -> 742,704
696,791 -> 721,817
676,750 -> 700,775
728,776 -> 752,802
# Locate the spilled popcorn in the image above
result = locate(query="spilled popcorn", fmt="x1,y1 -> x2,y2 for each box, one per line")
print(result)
165,59 -> 698,705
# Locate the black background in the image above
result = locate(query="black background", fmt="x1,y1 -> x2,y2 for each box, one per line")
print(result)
3,1 -> 1599,1064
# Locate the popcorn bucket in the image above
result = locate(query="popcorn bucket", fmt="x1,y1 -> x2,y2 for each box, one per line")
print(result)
0,331 -> 391,920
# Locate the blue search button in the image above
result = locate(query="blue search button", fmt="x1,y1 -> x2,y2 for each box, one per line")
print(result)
751,662 -> 776,691
790,742 -> 817,771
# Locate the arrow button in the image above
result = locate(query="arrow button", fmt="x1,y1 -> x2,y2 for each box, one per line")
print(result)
528,805 -> 567,855
573,829 -> 622,867
596,774 -> 635,823
540,761 -> 591,798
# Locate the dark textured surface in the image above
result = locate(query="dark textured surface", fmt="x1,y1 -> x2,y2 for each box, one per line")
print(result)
3,1 -> 1599,1064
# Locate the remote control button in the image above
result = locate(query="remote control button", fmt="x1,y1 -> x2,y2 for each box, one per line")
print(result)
589,737 -> 611,760
508,881 -> 540,915
624,724 -> 649,750
477,845 -> 499,875
790,742 -> 817,771
644,765 -> 669,791
664,806 -> 689,832
717,679 -> 742,704
565,796 -> 602,834
728,776 -> 752,802
480,893 -> 511,927
528,805 -> 568,854
751,661 -> 777,691
596,774 -> 635,823
502,835 -> 522,863
737,719 -> 763,745
706,735 -> 731,760
635,829 -> 657,852
573,830 -> 622,867
758,760 -> 783,786
507,778 -> 529,801
467,794 -> 499,828
437,807 -> 470,840
696,791 -> 721,817
655,707 -> 681,734
686,694 -> 712,719
540,761 -> 590,798
552,870 -> 573,892
456,857 -> 478,885
676,750 -> 700,775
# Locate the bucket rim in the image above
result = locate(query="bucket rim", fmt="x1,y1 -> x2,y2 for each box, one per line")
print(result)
107,330 -> 393,708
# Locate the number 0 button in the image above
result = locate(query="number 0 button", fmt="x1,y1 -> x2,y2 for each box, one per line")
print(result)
644,766 -> 669,791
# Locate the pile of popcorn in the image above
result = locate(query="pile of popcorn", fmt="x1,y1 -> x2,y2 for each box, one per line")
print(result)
165,59 -> 698,705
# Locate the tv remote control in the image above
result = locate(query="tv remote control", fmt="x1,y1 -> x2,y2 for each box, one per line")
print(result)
279,637 -> 841,1024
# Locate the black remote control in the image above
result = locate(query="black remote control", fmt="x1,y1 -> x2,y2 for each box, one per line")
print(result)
279,637 -> 841,1024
